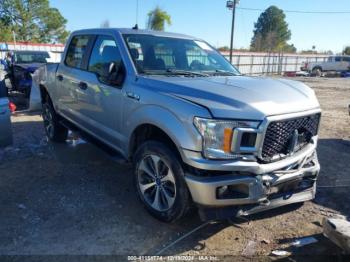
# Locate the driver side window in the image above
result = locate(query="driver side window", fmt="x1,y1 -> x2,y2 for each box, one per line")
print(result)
88,35 -> 123,86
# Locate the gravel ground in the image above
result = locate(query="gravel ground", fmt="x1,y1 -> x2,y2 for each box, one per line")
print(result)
0,77 -> 349,260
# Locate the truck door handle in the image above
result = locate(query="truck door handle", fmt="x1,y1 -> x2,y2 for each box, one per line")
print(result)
126,92 -> 140,101
57,75 -> 64,81
78,81 -> 88,90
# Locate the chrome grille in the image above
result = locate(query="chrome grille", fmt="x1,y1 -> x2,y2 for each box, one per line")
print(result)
261,114 -> 321,162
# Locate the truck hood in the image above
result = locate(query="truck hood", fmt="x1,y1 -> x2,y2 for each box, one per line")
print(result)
15,63 -> 46,73
141,75 -> 320,120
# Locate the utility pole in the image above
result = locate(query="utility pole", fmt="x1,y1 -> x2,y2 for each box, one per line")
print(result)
227,0 -> 239,63
12,31 -> 17,51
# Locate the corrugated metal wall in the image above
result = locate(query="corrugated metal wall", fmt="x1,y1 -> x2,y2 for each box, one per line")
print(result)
224,53 -> 328,75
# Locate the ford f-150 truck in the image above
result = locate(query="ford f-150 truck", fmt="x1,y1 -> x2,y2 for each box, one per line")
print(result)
302,55 -> 350,76
36,28 -> 321,222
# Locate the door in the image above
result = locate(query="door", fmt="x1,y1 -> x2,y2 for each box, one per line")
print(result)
331,56 -> 343,71
341,56 -> 350,71
74,35 -> 125,149
56,34 -> 95,125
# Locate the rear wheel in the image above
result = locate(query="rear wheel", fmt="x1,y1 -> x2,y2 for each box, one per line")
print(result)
133,141 -> 191,222
42,97 -> 68,143
312,67 -> 322,77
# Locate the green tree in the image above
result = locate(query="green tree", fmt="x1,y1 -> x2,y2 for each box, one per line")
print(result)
0,0 -> 69,43
0,17 -> 12,41
147,6 -> 171,31
250,6 -> 292,52
284,44 -> 297,53
344,46 -> 350,55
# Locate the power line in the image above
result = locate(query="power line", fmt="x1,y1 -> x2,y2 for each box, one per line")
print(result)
237,7 -> 350,14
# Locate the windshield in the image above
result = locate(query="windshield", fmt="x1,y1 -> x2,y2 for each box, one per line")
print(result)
123,34 -> 240,76
14,52 -> 49,64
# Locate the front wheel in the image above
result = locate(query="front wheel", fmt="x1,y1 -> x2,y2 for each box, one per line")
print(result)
42,98 -> 68,143
133,141 -> 191,222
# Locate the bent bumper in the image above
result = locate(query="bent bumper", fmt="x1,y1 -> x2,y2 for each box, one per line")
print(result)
182,139 -> 318,174
184,148 -> 319,213
198,185 -> 316,221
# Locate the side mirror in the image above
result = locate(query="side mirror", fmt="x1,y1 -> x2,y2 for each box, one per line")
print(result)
107,62 -> 125,87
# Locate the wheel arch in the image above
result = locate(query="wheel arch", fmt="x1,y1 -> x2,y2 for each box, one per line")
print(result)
312,66 -> 323,71
126,105 -> 202,162
39,84 -> 50,103
129,123 -> 182,162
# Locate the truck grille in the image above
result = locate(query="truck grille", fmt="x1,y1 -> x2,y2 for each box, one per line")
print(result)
261,114 -> 321,162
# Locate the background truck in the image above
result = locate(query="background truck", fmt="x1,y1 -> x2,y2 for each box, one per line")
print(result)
302,55 -> 350,76
36,28 -> 321,222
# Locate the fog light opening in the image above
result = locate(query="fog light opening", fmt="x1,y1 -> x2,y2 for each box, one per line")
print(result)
216,184 -> 249,199
240,132 -> 257,148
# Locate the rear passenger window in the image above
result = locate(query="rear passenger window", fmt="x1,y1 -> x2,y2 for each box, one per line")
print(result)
335,57 -> 342,62
88,35 -> 122,85
65,35 -> 91,69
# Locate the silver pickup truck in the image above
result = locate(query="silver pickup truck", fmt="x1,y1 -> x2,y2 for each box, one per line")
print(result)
37,28 -> 321,222
302,55 -> 350,76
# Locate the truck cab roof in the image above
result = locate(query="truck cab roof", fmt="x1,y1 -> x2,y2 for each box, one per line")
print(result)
71,28 -> 201,40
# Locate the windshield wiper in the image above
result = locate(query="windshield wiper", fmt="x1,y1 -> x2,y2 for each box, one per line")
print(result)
165,69 -> 209,77
205,70 -> 239,76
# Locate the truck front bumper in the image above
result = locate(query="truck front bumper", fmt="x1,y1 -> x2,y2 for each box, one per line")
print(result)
183,144 -> 319,219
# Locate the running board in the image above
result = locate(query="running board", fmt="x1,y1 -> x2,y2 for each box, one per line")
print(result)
59,119 -> 129,165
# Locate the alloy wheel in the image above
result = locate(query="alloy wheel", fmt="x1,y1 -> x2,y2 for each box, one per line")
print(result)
42,104 -> 54,138
137,154 -> 176,212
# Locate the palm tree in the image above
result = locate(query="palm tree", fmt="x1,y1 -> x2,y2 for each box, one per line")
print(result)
147,7 -> 171,31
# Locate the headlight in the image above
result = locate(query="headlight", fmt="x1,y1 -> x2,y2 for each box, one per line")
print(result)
194,117 -> 260,159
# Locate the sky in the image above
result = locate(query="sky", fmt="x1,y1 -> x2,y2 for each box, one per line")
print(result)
50,0 -> 350,53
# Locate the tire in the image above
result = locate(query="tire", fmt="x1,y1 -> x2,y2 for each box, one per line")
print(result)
312,67 -> 322,77
42,96 -> 68,143
133,141 -> 191,222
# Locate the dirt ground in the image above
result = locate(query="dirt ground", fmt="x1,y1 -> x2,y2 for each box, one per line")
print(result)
0,77 -> 349,260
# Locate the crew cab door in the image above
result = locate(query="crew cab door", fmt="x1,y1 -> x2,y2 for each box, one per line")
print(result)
74,34 -> 125,149
56,34 -> 95,125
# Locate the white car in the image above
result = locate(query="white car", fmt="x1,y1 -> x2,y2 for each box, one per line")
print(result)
302,56 -> 350,76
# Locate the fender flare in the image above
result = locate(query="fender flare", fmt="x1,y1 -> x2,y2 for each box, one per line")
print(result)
125,105 -> 202,154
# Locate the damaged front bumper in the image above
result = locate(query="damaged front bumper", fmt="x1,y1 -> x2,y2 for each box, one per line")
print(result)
184,144 -> 320,220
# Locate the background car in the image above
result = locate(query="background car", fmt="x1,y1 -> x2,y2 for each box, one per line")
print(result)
302,55 -> 350,76
6,51 -> 50,97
